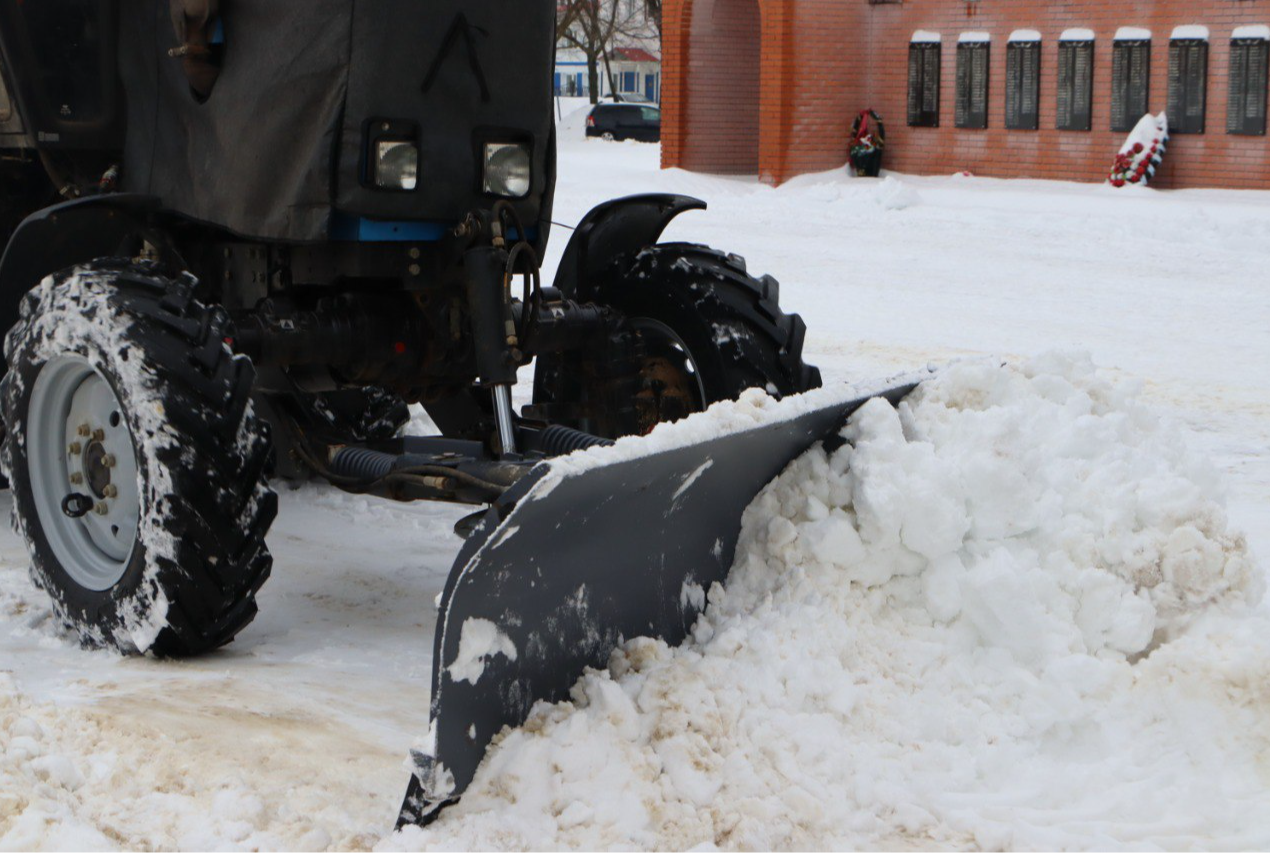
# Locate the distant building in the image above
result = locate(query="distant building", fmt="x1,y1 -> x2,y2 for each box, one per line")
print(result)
554,47 -> 662,102
660,0 -> 1270,189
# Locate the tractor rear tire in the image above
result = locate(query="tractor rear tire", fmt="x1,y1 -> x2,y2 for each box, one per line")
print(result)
589,243 -> 821,435
0,259 -> 276,656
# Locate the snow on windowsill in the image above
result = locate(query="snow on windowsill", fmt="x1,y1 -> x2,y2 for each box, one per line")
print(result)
1060,28 -> 1096,42
1171,25 -> 1209,41
1115,27 -> 1152,41
1009,29 -> 1042,43
1232,24 -> 1270,41
911,30 -> 941,43
959,31 -> 991,43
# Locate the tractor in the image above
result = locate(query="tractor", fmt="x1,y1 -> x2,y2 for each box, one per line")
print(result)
0,0 -> 915,827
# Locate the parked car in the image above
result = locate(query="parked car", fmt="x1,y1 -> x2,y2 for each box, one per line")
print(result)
586,103 -> 660,142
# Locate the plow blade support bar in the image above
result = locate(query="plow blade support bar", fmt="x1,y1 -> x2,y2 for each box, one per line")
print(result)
400,376 -> 923,826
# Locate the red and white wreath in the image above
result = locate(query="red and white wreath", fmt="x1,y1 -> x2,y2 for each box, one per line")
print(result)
1108,112 -> 1169,187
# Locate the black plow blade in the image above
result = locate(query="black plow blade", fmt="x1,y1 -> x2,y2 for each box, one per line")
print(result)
397,376 -> 923,829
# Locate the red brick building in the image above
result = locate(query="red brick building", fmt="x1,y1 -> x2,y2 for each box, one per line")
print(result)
660,0 -> 1270,189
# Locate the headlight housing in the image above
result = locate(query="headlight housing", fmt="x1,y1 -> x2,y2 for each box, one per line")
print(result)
375,140 -> 419,190
483,142 -> 531,198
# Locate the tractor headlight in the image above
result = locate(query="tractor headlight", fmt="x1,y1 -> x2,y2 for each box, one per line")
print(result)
483,142 -> 531,198
375,140 -> 419,190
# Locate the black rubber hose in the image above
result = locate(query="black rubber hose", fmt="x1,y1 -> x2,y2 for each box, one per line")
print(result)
537,424 -> 615,455
327,447 -> 508,495
328,446 -> 395,480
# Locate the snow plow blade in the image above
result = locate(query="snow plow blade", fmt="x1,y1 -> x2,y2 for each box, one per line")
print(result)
398,376 -> 924,827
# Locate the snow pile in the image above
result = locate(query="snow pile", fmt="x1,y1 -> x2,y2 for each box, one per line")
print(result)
395,353 -> 1267,850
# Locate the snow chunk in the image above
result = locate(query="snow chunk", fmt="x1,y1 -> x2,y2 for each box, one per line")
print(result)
1009,29 -> 1042,42
447,618 -> 518,685
1171,25 -> 1209,40
911,30 -> 941,43
1061,28 -> 1096,41
1115,27 -> 1152,41
876,176 -> 921,211
959,31 -> 991,43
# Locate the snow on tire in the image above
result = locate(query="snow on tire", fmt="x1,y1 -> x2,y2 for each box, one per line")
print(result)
0,259 -> 276,656
597,242 -> 823,402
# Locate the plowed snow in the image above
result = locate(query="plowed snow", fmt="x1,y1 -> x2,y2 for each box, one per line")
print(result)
393,355 -> 1267,850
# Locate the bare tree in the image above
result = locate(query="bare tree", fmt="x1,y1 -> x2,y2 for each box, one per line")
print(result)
557,0 -> 651,103
644,0 -> 661,37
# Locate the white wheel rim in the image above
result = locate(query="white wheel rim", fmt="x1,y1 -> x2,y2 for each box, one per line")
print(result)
27,356 -> 141,591
630,317 -> 708,408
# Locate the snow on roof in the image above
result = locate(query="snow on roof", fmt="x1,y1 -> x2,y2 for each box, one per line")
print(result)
1060,28 -> 1096,41
911,30 -> 941,43
1115,27 -> 1152,41
613,47 -> 659,63
1009,29 -> 1042,42
1232,24 -> 1270,40
959,31 -> 991,43
1171,25 -> 1209,40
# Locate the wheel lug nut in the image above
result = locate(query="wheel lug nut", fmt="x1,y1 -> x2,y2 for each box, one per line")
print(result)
68,442 -> 82,455
92,428 -> 105,442
103,484 -> 118,498
102,454 -> 116,468
93,502 -> 109,515
77,423 -> 91,437
69,472 -> 83,485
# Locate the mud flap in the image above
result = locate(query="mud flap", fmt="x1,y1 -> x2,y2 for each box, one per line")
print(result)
398,376 -> 923,828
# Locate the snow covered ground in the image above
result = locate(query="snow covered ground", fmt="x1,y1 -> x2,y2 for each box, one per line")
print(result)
2,100 -> 1268,849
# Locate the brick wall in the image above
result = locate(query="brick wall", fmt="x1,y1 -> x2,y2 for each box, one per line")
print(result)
662,0 -> 1270,189
678,0 -> 762,173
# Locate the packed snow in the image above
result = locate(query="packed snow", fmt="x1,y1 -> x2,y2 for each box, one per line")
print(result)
2,99 -> 1268,850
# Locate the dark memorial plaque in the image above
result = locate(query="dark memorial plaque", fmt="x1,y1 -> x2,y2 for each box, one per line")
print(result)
1228,37 -> 1269,136
1167,38 -> 1208,134
1111,39 -> 1150,132
955,41 -> 990,129
907,42 -> 941,127
1006,40 -> 1041,130
1057,40 -> 1094,131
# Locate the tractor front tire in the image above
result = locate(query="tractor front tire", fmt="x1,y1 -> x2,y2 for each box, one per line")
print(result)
593,243 -> 822,435
0,259 -> 276,656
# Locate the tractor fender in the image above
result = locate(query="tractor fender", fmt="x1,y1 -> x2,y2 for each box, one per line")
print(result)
552,193 -> 706,301
0,194 -> 166,371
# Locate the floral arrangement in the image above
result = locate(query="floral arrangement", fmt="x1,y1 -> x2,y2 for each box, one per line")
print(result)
849,109 -> 886,176
1108,112 -> 1169,187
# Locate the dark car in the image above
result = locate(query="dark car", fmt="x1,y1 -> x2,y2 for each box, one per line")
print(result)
585,103 -> 661,142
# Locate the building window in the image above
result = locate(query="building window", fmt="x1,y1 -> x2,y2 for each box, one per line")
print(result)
1168,27 -> 1208,134
907,33 -> 941,127
1111,29 -> 1151,132
621,71 -> 637,93
1005,31 -> 1041,130
1228,26 -> 1269,136
955,33 -> 990,129
1056,31 -> 1095,131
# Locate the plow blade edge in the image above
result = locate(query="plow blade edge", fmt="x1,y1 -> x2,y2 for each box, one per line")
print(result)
399,377 -> 922,826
